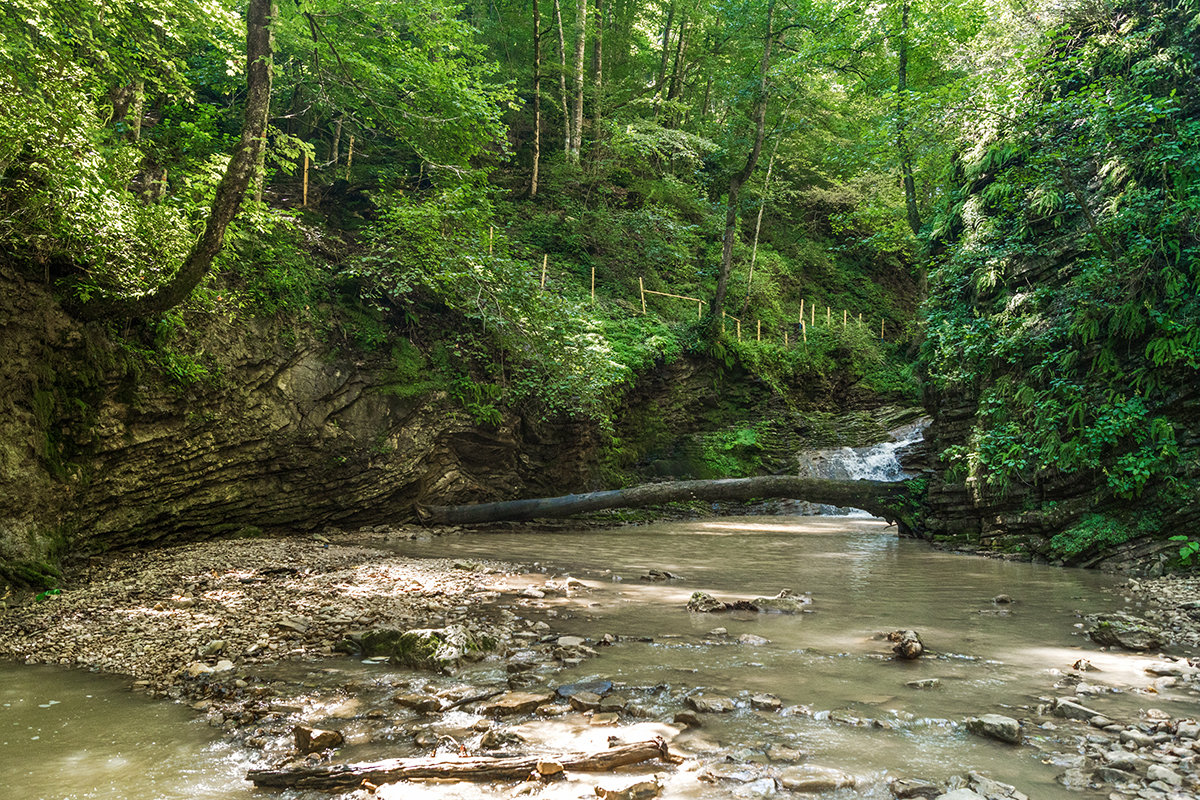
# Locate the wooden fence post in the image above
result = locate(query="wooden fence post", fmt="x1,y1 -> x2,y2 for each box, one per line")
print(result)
345,135 -> 354,180
639,277 -> 646,313
881,318 -> 885,339
736,318 -> 741,341
697,300 -> 703,319
826,306 -> 831,325
799,298 -> 805,327
591,266 -> 595,302
489,226 -> 494,255
802,319 -> 807,343
541,255 -> 548,289
784,330 -> 789,347
757,320 -> 761,341
843,309 -> 847,329
302,153 -> 309,207
811,301 -> 815,328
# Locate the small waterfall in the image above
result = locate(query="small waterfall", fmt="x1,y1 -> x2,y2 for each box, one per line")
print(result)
794,419 -> 928,516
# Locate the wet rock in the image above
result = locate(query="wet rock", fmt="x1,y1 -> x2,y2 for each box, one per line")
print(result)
778,765 -> 855,792
906,678 -> 940,689
965,714 -> 1021,744
750,589 -> 812,613
182,661 -> 214,678
590,711 -> 620,725
991,595 -> 1014,604
556,635 -> 585,648
568,691 -> 603,711
599,694 -> 628,712
556,679 -> 613,699
687,592 -> 728,613
933,791 -> 985,800
892,778 -> 940,798
751,693 -> 782,711
1146,764 -> 1182,786
685,693 -> 736,713
738,633 -> 771,646
482,691 -> 553,716
766,745 -> 806,762
360,625 -> 479,672
1102,749 -> 1148,773
392,692 -> 442,713
889,630 -> 924,659
1071,658 -> 1098,672
643,570 -> 683,582
1054,697 -> 1102,721
1120,728 -> 1155,748
520,587 -> 546,599
535,758 -> 564,777
479,727 -> 524,749
293,725 -> 344,753
1176,720 -> 1200,739
673,710 -> 703,728
1087,613 -> 1164,651
594,779 -> 662,800
967,772 -> 1024,799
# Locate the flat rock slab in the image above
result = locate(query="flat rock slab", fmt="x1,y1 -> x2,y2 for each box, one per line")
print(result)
778,765 -> 855,792
685,693 -> 736,713
481,691 -> 553,716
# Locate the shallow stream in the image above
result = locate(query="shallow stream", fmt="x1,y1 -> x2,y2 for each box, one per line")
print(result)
2,516 -> 1193,799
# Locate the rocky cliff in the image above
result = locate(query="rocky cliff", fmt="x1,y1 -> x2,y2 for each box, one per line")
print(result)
0,264 -> 602,586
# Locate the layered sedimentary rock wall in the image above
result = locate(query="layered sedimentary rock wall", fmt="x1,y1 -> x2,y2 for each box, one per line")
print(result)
0,265 -> 600,584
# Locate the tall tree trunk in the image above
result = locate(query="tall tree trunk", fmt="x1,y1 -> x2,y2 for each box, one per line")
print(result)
711,0 -> 773,324
654,1 -> 675,120
569,0 -> 587,162
554,0 -> 570,154
590,0 -> 603,150
77,0 -> 274,320
330,115 -> 342,166
741,119 -> 784,315
531,0 -> 542,196
896,0 -> 921,236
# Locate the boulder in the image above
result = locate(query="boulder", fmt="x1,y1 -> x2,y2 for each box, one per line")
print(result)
778,765 -> 855,792
1146,764 -> 1182,786
293,725 -> 344,753
750,589 -> 812,613
965,714 -> 1021,744
750,693 -> 782,711
482,691 -> 553,716
1086,613 -> 1164,651
594,780 -> 662,800
360,625 -> 484,672
738,633 -> 771,646
556,679 -> 613,699
892,778 -> 940,798
889,630 -> 924,659
392,693 -> 442,713
1053,697 -> 1101,721
568,691 -> 603,712
685,692 -> 736,713
686,592 -> 728,613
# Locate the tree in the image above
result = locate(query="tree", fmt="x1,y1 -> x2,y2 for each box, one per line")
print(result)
532,0 -> 543,196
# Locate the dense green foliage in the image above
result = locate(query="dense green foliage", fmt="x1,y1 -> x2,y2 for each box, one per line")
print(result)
923,0 -> 1200,554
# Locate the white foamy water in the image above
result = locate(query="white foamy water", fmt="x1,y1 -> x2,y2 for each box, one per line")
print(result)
794,419 -> 927,515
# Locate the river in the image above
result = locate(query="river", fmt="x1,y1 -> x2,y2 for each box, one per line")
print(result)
4,513 -> 1180,799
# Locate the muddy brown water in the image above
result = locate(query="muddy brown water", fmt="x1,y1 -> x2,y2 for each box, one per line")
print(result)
1,516 -> 1192,799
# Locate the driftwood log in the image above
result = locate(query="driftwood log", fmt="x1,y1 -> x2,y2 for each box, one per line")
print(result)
247,737 -> 682,790
418,476 -> 917,528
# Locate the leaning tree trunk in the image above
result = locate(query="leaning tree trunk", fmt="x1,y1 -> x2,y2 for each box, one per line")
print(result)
248,738 -> 681,790
418,476 -> 919,532
711,0 -> 773,325
896,0 -> 921,237
77,0 -> 274,320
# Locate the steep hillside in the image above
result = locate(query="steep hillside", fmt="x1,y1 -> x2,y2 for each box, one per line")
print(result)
917,0 -> 1200,572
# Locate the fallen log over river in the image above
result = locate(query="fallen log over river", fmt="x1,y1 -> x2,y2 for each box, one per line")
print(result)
418,476 -> 917,528
247,737 -> 681,790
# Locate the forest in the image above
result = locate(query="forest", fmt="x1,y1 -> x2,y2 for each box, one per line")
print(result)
2,2 -> 1200,798
0,0 -> 1198,573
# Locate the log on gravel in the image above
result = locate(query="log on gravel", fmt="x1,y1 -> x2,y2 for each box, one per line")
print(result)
417,476 -> 918,529
247,737 -> 682,790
